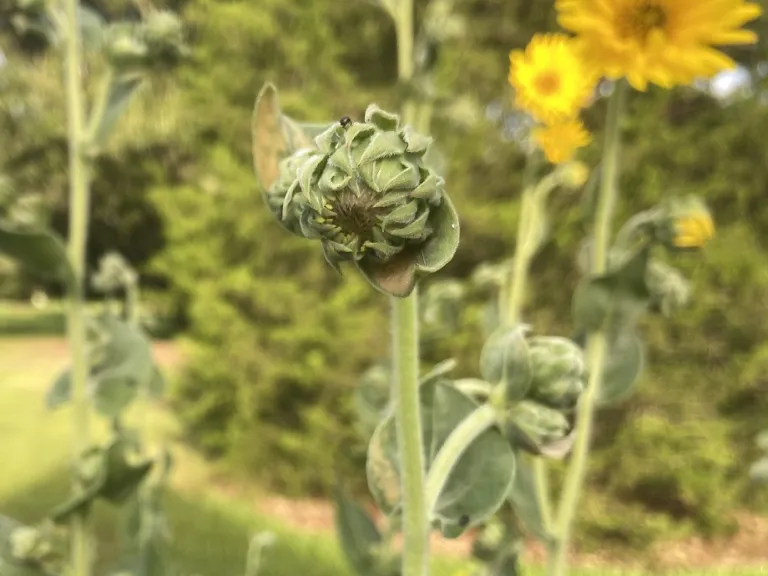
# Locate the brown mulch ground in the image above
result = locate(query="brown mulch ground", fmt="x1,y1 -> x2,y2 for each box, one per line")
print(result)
6,336 -> 768,569
254,494 -> 768,570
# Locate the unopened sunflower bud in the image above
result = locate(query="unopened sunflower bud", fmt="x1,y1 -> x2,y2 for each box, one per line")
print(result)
646,259 -> 691,317
654,195 -> 715,251
104,23 -> 148,71
285,105 -> 458,286
141,10 -> 188,64
266,148 -> 315,235
505,400 -> 571,456
526,336 -> 585,410
422,279 -> 465,332
556,160 -> 590,189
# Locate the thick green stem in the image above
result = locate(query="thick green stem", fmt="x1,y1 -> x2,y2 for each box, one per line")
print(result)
63,0 -> 93,572
505,193 -> 532,325
548,81 -> 627,576
502,152 -> 539,323
424,404 -> 497,515
392,1 -> 429,574
391,294 -> 429,576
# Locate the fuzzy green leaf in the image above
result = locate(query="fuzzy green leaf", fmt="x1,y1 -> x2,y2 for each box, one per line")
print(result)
87,74 -> 143,152
45,369 -> 71,409
506,453 -> 555,546
0,225 -> 72,283
51,439 -> 153,523
334,487 -> 382,576
598,332 -> 645,405
366,380 -> 515,538
572,245 -> 652,337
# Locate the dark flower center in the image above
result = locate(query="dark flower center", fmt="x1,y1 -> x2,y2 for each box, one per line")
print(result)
330,187 -> 381,237
620,1 -> 667,42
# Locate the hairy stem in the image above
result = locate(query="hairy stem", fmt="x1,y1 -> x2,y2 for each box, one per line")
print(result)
548,80 -> 627,576
391,0 -> 429,574
63,0 -> 93,572
504,153 -> 540,325
424,404 -> 498,515
503,153 -> 556,537
391,294 -> 429,576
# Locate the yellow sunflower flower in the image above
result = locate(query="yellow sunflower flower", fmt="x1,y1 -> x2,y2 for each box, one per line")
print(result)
674,212 -> 715,248
532,120 -> 592,164
508,33 -> 598,124
556,0 -> 763,91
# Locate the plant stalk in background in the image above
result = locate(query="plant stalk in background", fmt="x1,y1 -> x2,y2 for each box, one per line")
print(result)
63,0 -> 93,572
502,152 -> 555,541
548,80 -> 627,576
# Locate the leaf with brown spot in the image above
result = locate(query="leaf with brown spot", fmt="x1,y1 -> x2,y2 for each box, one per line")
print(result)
356,250 -> 418,298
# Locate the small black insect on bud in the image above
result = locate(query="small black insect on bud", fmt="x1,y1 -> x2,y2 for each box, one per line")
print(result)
339,116 -> 353,129
458,514 -> 470,528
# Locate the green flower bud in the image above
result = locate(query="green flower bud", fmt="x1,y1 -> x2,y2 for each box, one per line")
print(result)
526,336 -> 585,410
104,23 -> 148,71
141,10 -> 188,65
505,400 -> 571,457
422,279 -> 466,332
266,148 -> 315,235
284,104 -> 459,296
653,195 -> 715,251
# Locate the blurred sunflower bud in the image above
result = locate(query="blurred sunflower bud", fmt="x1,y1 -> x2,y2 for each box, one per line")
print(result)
141,10 -> 188,67
283,105 -> 459,296
654,196 -> 715,251
505,400 -> 571,457
646,259 -> 691,317
104,23 -> 148,72
266,148 -> 315,236
104,12 -> 187,74
422,279 -> 466,333
526,336 -> 585,411
555,160 -> 590,190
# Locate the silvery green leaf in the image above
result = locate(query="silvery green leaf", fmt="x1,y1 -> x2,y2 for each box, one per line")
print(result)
506,453 -> 555,546
334,487 -> 382,576
0,224 -> 72,283
86,74 -> 144,152
366,380 -> 515,538
598,332 -> 645,406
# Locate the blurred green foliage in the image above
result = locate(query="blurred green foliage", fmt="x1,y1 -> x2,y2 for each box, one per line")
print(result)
3,0 -> 768,552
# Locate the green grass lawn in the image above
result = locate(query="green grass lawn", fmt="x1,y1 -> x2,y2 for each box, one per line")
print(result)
1,303 -> 767,576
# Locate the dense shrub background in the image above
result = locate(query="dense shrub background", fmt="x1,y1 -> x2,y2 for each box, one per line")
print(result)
3,0 -> 768,551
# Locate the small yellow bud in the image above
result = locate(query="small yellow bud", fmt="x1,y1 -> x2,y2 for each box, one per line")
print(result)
557,160 -> 590,189
673,211 -> 715,249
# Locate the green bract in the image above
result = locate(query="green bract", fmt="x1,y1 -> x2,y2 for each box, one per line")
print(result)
268,148 -> 316,236
526,336 -> 585,411
281,104 -> 460,297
